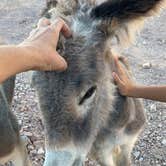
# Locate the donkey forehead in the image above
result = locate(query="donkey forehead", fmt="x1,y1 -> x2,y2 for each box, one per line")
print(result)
52,38 -> 105,92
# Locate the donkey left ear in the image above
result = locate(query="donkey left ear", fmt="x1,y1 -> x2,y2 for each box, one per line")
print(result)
90,0 -> 166,46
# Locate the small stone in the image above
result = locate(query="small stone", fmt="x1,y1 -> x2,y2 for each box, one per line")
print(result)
37,148 -> 44,154
158,124 -> 162,128
140,142 -> 146,147
142,62 -> 152,69
142,40 -> 147,45
159,39 -> 165,44
18,119 -> 22,125
31,149 -> 37,154
154,154 -> 162,160
28,145 -> 34,150
133,151 -> 140,158
139,157 -> 144,161
150,104 -> 156,112
161,139 -> 166,145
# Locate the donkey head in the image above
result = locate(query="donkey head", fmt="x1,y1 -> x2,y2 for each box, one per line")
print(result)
34,0 -> 165,165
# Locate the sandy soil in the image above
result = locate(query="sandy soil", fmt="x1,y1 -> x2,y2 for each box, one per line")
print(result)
0,0 -> 165,166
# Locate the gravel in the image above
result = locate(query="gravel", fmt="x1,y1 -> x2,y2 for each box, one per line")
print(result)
0,1 -> 165,166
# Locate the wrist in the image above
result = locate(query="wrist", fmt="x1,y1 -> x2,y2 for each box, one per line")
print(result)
17,44 -> 41,71
127,84 -> 143,98
126,84 -> 138,97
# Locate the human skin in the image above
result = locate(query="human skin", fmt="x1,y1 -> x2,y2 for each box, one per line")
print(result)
112,56 -> 166,102
0,18 -> 71,83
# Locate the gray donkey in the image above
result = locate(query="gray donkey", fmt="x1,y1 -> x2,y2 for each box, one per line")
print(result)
32,0 -> 166,165
0,0 -> 165,166
0,40 -> 30,165
0,77 -> 30,166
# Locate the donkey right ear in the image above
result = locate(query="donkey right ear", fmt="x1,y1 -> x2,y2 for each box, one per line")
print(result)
90,0 -> 166,46
41,0 -> 57,17
42,0 -> 78,18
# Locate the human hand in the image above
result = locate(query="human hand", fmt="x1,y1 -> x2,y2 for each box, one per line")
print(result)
20,18 -> 71,71
112,56 -> 136,96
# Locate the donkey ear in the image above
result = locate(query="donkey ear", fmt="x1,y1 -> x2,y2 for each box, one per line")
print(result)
91,0 -> 166,46
41,0 -> 57,17
42,0 -> 78,18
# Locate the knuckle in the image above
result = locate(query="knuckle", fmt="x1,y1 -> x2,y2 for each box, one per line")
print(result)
46,26 -> 53,33
57,18 -> 64,23
54,18 -> 64,26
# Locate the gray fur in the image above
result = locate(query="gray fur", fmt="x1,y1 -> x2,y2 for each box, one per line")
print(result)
0,37 -> 30,166
0,77 -> 18,158
32,0 -> 165,165
0,76 -> 31,166
1,1 -> 163,165
32,1 -> 150,166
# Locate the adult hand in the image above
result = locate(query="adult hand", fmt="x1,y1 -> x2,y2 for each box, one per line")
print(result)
20,18 -> 71,71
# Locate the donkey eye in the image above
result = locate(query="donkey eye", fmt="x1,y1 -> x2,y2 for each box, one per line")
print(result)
79,86 -> 97,105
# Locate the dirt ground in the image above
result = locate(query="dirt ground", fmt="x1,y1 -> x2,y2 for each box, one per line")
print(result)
0,0 -> 165,166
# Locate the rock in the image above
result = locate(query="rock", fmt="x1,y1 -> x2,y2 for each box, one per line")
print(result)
37,148 -> 45,155
133,151 -> 141,158
159,39 -> 165,44
154,154 -> 162,160
142,40 -> 147,45
139,157 -> 144,161
158,124 -> 162,128
161,139 -> 166,145
142,62 -> 152,69
31,149 -> 37,154
149,104 -> 156,112
140,142 -> 146,147
28,145 -> 35,150
18,119 -> 22,125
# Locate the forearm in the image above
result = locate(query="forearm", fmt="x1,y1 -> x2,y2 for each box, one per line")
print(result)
129,85 -> 166,102
0,45 -> 36,83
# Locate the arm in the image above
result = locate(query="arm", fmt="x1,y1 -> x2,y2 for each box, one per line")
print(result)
112,56 -> 166,102
0,45 -> 38,83
0,18 -> 71,83
125,85 -> 166,102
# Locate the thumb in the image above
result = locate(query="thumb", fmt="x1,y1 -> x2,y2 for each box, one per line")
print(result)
51,52 -> 68,71
112,72 -> 123,85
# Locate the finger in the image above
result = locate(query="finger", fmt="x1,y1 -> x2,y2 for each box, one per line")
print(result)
113,56 -> 125,76
119,56 -> 128,65
113,55 -> 121,68
37,18 -> 51,28
118,56 -> 130,70
50,18 -> 72,38
29,29 -> 38,37
112,72 -> 123,85
51,52 -> 68,71
115,57 -> 128,77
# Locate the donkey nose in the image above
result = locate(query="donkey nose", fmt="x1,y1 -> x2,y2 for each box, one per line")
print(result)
44,149 -> 75,166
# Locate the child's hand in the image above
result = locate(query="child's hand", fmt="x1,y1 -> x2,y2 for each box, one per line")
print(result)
112,56 -> 135,96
